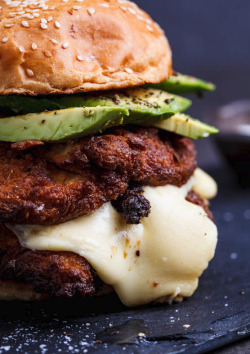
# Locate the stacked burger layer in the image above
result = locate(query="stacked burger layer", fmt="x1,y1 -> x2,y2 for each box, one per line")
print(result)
0,0 -> 218,306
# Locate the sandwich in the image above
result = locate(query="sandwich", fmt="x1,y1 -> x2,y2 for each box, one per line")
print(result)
0,0 -> 219,306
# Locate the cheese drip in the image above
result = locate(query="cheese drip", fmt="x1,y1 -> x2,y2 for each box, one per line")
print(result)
10,169 -> 218,307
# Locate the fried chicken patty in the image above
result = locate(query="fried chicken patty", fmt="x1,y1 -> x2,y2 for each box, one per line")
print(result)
0,225 -> 101,298
0,192 -> 213,298
0,127 -> 197,225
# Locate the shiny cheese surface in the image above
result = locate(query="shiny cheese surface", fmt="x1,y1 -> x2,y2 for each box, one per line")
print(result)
10,170 -> 218,307
193,168 -> 218,200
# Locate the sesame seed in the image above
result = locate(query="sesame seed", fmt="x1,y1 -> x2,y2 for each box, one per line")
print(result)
98,3 -> 109,7
17,11 -> 25,15
40,23 -> 47,29
73,5 -> 81,10
146,25 -> 153,32
128,8 -> 136,15
50,38 -> 58,44
1,37 -> 9,43
33,13 -> 40,18
77,55 -> 84,61
87,7 -> 95,16
47,16 -> 53,22
4,24 -> 14,28
55,21 -> 61,29
30,9 -> 39,13
26,69 -> 34,77
21,20 -> 29,28
120,6 -> 126,11
44,50 -> 52,57
76,0 -> 83,2
19,46 -> 25,52
62,42 -> 69,49
42,5 -> 48,10
31,42 -> 37,50
125,68 -> 133,74
71,24 -> 78,32
41,18 -> 47,23
62,0 -> 68,2
22,13 -> 34,19
137,15 -> 144,21
146,18 -> 152,25
9,1 -> 21,8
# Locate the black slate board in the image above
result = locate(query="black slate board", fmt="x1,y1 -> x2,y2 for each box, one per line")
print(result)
0,165 -> 250,354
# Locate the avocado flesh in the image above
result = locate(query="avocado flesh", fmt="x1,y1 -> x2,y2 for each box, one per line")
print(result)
0,107 -> 129,142
0,88 -> 191,116
0,88 -> 192,142
115,88 -> 191,124
147,73 -> 216,94
153,113 -> 219,140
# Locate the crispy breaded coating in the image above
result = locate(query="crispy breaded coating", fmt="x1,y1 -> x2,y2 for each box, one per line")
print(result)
111,183 -> 151,224
48,127 -> 197,187
0,127 -> 196,225
11,140 -> 44,150
186,190 -> 214,222
0,145 -> 128,225
0,225 -> 100,298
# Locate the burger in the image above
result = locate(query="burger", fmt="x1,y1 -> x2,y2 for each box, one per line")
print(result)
0,0 -> 219,307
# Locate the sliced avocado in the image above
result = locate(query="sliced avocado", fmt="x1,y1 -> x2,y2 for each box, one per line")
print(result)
0,107 -> 129,142
0,96 -> 60,116
115,88 -> 191,124
147,73 -> 216,94
153,113 -> 219,140
0,88 -> 192,142
0,88 -> 191,116
0,90 -> 190,142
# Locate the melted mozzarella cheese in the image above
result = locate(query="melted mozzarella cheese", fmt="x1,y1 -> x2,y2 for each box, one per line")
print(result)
193,168 -> 218,200
9,170 -> 218,307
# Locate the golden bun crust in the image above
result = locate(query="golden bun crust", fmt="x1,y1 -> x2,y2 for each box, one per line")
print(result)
0,281 -> 46,301
0,0 -> 172,95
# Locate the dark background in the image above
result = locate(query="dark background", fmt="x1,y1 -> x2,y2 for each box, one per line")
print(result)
135,0 -> 250,169
135,0 -> 250,108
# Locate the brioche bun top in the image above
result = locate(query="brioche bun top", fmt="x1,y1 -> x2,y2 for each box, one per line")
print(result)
0,0 -> 172,95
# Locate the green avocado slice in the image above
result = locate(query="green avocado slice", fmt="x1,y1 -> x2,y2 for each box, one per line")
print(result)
0,107 -> 129,142
0,88 -> 191,142
0,88 -> 192,142
112,88 -> 191,124
0,88 -> 191,116
153,113 -> 219,139
147,73 -> 216,94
